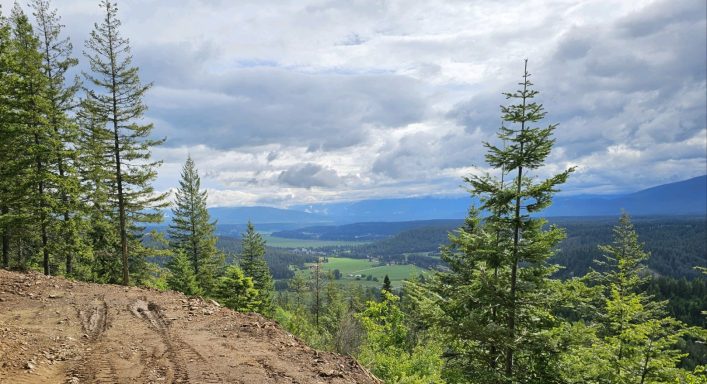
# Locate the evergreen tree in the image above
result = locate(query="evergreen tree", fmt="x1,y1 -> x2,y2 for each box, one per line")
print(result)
168,156 -> 222,294
561,214 -> 704,383
288,270 -> 309,309
433,61 -> 574,383
382,274 -> 392,293
0,7 -> 18,269
76,103 -> 120,282
83,0 -> 166,285
239,221 -> 273,314
310,257 -> 324,327
30,0 -> 86,276
166,250 -> 202,296
215,265 -> 260,312
9,4 -> 60,275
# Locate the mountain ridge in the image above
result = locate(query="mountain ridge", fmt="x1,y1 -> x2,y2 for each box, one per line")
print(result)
207,175 -> 707,224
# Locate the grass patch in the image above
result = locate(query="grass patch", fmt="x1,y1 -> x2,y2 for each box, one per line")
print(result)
305,257 -> 430,289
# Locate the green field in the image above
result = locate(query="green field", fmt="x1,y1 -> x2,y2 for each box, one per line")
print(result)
308,257 -> 429,288
262,235 -> 371,248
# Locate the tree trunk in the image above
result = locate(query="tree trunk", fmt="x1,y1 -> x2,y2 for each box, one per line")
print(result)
106,5 -> 129,286
1,205 -> 8,268
505,59 -> 529,379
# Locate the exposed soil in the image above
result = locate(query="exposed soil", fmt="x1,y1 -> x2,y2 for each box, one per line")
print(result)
0,270 -> 380,384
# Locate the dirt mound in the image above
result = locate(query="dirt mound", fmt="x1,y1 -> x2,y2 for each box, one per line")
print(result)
0,270 -> 380,384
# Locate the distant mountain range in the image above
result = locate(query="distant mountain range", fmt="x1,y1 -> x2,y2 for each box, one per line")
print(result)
206,175 -> 706,225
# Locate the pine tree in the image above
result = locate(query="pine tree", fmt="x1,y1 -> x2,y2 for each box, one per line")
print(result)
215,265 -> 260,312
83,0 -> 166,285
9,4 -> 60,275
168,156 -> 222,294
288,270 -> 309,309
382,274 -> 392,293
30,0 -> 86,276
434,61 -> 574,383
239,221 -> 273,314
76,102 -> 120,282
166,250 -> 202,296
0,7 -> 18,269
310,257 -> 324,327
560,213 -> 704,383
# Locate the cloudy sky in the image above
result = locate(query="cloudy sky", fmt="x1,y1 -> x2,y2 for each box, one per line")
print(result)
4,0 -> 706,207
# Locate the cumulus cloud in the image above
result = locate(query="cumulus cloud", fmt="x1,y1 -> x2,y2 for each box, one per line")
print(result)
278,163 -> 342,188
3,0 -> 704,206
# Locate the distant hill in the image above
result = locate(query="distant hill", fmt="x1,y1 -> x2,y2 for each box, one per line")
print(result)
206,175 -> 706,225
547,175 -> 707,216
272,219 -> 462,240
207,206 -> 329,225
328,216 -> 706,280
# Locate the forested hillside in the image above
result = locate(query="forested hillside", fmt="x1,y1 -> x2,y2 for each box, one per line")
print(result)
0,2 -> 704,383
319,216 -> 706,279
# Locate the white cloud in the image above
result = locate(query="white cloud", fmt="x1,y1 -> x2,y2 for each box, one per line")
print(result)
3,0 -> 704,206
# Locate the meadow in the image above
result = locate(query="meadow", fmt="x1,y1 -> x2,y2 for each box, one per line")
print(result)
262,235 -> 371,248
311,257 -> 429,288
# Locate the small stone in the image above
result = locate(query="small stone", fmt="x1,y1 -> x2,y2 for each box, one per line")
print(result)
25,361 -> 35,370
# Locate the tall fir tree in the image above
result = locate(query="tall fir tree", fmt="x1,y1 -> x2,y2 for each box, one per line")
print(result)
168,156 -> 222,294
239,221 -> 274,314
83,0 -> 166,285
30,0 -> 87,277
0,7 -> 17,269
434,61 -> 574,383
76,103 -> 119,281
9,4 -> 61,275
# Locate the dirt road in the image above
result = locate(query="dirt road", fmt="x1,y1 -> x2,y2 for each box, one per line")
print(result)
0,270 -> 380,383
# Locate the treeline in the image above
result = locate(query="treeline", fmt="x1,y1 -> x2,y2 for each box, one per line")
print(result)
335,217 -> 706,279
0,0 -> 164,283
0,1 -> 275,316
554,216 -> 706,279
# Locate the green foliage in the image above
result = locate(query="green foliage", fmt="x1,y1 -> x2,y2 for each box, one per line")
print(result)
433,61 -> 573,383
168,156 -> 223,294
167,250 -> 203,296
214,265 -> 260,312
560,214 -> 705,383
30,0 -> 86,277
357,291 -> 445,384
82,0 -> 166,285
273,306 -> 330,350
382,274 -> 392,293
239,222 -> 274,314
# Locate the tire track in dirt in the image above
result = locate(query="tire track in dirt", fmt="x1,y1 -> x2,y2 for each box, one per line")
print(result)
129,298 -> 224,383
71,297 -> 120,384
79,298 -> 109,340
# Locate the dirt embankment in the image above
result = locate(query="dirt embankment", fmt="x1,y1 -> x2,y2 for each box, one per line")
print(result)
0,269 -> 380,384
